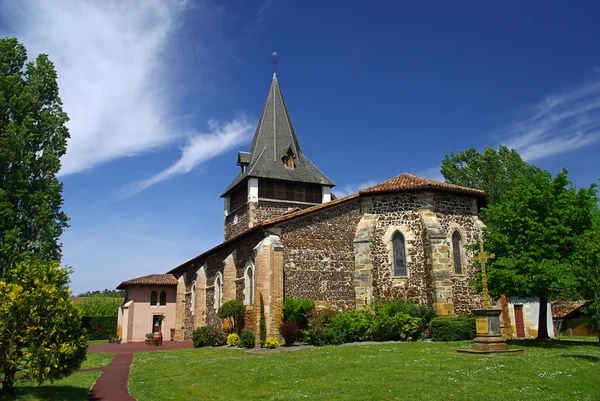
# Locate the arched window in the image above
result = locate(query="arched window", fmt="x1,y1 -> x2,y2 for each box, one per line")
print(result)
452,231 -> 463,275
150,291 -> 157,306
190,281 -> 196,314
392,231 -> 407,276
159,291 -> 167,306
214,273 -> 223,311
244,263 -> 254,306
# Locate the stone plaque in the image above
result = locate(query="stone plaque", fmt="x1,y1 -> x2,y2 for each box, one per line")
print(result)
488,315 -> 501,335
476,317 -> 488,334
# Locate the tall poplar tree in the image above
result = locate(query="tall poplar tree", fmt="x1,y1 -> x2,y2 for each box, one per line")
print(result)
0,38 -> 69,279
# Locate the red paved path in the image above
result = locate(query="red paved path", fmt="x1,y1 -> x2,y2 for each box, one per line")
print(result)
87,341 -> 193,401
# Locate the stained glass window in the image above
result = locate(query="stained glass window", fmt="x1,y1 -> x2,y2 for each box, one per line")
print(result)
453,231 -> 463,275
392,232 -> 407,276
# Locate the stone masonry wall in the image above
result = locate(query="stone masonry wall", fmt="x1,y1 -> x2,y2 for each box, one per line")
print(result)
433,194 -> 484,315
276,198 -> 362,310
366,193 -> 431,305
224,203 -> 251,241
254,200 -> 315,226
177,230 -> 264,340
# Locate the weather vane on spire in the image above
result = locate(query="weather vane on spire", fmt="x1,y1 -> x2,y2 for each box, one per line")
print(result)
272,51 -> 277,73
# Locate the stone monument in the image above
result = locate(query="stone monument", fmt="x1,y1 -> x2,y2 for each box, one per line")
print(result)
457,241 -> 523,354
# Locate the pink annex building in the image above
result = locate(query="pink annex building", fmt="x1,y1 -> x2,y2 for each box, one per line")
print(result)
116,71 -> 488,344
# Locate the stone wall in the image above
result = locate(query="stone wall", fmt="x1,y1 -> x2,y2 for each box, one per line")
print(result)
224,203 -> 251,241
254,200 -> 315,226
176,230 -> 264,339
366,193 -> 432,306
434,194 -> 484,314
275,198 -> 362,310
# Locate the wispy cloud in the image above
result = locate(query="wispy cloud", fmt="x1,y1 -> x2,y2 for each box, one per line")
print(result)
334,180 -> 378,198
496,78 -> 600,161
1,0 -> 187,175
128,117 -> 255,195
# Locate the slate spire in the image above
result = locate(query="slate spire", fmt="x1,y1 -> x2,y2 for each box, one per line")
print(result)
222,73 -> 334,196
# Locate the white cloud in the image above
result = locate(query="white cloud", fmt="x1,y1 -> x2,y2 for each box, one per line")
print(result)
334,180 -> 378,198
1,0 -> 186,175
128,117 -> 255,195
496,79 -> 600,161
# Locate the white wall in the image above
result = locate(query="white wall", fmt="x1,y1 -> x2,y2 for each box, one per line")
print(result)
322,186 -> 331,203
507,297 -> 554,339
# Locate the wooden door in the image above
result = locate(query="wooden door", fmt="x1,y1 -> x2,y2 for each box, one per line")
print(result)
514,305 -> 525,338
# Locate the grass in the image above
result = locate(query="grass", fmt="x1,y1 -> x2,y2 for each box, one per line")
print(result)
129,339 -> 600,401
87,339 -> 109,345
0,353 -> 113,401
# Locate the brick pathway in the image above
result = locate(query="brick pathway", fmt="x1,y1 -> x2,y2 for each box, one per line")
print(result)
87,341 -> 193,401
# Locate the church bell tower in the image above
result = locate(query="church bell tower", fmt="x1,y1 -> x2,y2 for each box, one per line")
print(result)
221,71 -> 335,240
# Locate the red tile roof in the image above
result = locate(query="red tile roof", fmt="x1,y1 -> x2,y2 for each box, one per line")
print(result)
360,172 -> 487,198
551,300 -> 588,319
116,274 -> 178,289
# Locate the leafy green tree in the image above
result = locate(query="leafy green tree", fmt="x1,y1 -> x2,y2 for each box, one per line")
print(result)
441,145 -> 528,205
574,209 -> 600,342
481,167 -> 597,339
0,37 -> 70,280
218,299 -> 245,333
0,260 -> 87,395
77,289 -> 125,297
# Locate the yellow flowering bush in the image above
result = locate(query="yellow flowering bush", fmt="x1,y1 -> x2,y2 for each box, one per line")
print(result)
263,337 -> 280,349
0,261 -> 87,395
227,333 -> 240,347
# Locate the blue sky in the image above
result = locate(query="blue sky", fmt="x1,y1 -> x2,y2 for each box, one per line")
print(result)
1,1 -> 599,294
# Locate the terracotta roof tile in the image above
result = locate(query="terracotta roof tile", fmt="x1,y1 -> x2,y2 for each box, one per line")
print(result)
360,172 -> 486,198
116,274 -> 178,289
551,300 -> 588,319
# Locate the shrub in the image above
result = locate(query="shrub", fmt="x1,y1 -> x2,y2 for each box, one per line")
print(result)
81,316 -> 118,340
218,299 -> 245,333
368,313 -> 421,341
145,333 -> 153,340
279,321 -> 301,346
429,315 -> 476,341
263,337 -> 280,349
304,307 -> 338,346
283,298 -> 316,330
192,326 -> 213,348
259,293 -> 266,345
326,309 -> 372,344
227,333 -> 240,347
210,327 -> 228,347
240,329 -> 255,348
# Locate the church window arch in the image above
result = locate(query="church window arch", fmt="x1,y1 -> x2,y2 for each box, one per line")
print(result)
159,291 -> 167,306
392,231 -> 407,277
452,231 -> 463,275
244,262 -> 255,306
150,291 -> 157,306
214,273 -> 223,311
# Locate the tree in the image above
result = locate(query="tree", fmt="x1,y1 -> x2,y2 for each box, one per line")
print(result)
574,209 -> 600,342
0,37 -> 70,280
441,145 -> 528,205
0,260 -> 87,395
481,167 -> 597,339
77,289 -> 125,297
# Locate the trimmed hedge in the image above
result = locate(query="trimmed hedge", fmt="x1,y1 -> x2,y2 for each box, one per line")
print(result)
429,315 -> 476,341
81,316 -> 117,340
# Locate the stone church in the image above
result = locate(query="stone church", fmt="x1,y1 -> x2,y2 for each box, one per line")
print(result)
116,72 -> 487,344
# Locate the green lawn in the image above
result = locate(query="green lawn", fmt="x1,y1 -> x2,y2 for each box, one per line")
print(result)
0,353 -> 113,400
87,339 -> 109,345
129,340 -> 600,401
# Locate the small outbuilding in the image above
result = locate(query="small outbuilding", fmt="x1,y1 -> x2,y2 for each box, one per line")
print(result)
552,300 -> 596,338
116,274 -> 178,343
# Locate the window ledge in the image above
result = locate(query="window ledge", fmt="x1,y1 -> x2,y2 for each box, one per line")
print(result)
258,198 -> 320,206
